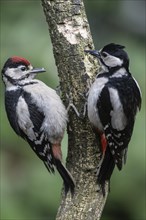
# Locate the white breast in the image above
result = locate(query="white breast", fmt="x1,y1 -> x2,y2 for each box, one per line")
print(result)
87,77 -> 108,131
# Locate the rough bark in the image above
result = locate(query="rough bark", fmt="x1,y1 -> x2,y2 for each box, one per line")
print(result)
41,0 -> 108,219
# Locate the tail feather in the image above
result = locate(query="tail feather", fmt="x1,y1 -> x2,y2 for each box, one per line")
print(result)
97,147 -> 115,195
54,158 -> 75,196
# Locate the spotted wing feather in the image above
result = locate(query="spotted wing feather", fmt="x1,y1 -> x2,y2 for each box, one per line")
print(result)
16,91 -> 55,173
97,85 -> 129,169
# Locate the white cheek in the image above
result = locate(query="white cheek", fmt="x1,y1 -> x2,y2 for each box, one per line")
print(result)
5,67 -> 30,80
104,55 -> 123,67
5,67 -> 22,79
5,68 -> 17,78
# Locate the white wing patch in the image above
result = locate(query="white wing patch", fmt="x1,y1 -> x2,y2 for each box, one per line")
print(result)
109,87 -> 127,131
16,96 -> 36,141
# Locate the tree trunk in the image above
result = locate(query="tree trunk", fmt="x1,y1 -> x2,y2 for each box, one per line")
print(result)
41,0 -> 108,219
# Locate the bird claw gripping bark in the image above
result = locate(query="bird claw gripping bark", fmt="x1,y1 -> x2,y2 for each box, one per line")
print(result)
66,93 -> 80,117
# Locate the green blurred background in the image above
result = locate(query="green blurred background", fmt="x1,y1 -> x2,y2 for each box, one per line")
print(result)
0,1 -> 145,220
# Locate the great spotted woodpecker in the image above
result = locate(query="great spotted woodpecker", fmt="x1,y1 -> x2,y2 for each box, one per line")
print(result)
85,43 -> 142,194
1,56 -> 75,194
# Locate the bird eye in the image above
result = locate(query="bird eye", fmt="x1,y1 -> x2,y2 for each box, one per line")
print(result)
21,66 -> 27,71
102,52 -> 108,58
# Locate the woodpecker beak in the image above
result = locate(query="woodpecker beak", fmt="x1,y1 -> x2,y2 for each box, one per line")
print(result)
85,50 -> 101,58
30,68 -> 46,74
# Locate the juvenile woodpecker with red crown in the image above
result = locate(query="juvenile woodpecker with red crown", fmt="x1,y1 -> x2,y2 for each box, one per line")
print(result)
1,56 -> 75,194
85,43 -> 141,195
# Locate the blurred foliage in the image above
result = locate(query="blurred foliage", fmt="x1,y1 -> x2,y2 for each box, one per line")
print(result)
0,0 -> 145,220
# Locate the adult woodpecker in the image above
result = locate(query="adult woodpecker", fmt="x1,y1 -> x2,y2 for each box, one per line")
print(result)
85,43 -> 141,194
1,56 -> 75,194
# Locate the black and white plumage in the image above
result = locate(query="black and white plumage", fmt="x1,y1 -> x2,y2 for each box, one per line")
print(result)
86,43 -> 141,194
2,56 -> 75,194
